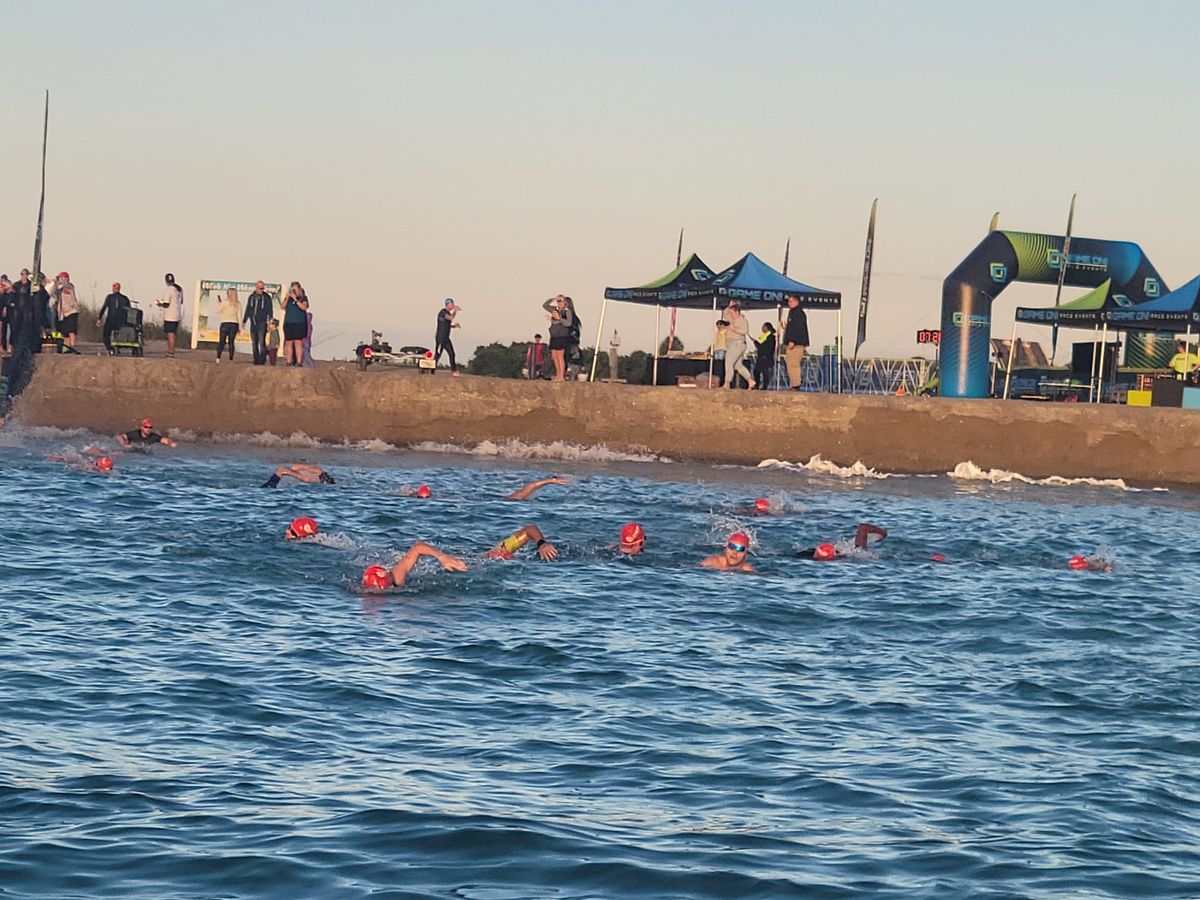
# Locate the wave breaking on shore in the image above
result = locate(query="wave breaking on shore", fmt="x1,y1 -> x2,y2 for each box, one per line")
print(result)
947,461 -> 1165,492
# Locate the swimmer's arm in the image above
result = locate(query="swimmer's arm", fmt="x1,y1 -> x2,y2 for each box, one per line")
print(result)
158,435 -> 178,448
518,523 -> 557,560
390,541 -> 468,586
700,554 -> 726,570
854,523 -> 887,549
504,476 -> 569,501
115,432 -> 130,447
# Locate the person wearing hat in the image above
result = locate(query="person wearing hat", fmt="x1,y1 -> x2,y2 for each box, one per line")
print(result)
797,523 -> 887,560
49,271 -> 80,348
115,418 -> 178,448
97,282 -> 132,355
434,298 -> 461,376
615,523 -> 645,556
701,531 -> 756,572
361,542 -> 468,590
284,517 -> 319,541
155,273 -> 184,358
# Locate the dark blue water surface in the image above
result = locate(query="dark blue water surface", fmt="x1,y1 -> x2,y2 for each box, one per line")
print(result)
2,428 -> 1199,898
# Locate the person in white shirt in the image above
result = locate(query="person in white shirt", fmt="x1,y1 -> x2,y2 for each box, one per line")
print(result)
723,303 -> 755,389
216,287 -> 241,362
156,273 -> 184,357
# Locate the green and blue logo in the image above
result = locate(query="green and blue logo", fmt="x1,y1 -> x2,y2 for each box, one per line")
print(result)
989,263 -> 1007,283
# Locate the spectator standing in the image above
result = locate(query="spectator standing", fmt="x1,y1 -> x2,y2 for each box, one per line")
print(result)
563,296 -> 582,380
281,282 -> 309,366
782,295 -> 809,391
302,308 -> 316,368
243,280 -> 273,365
525,333 -> 546,379
542,294 -> 574,381
753,322 -> 776,389
9,270 -> 34,351
50,271 -> 80,348
434,298 -> 461,375
33,274 -> 51,345
96,282 -> 131,355
0,276 -> 12,352
216,287 -> 241,362
711,319 -> 728,387
155,273 -> 183,357
723,303 -> 755,389
265,318 -> 280,365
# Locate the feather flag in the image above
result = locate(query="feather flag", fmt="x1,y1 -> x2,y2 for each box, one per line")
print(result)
852,199 -> 877,362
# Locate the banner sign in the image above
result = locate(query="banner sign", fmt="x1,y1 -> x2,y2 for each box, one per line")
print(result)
190,280 -> 282,348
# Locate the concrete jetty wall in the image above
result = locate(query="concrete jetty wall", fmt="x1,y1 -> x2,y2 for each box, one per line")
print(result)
15,355 -> 1200,486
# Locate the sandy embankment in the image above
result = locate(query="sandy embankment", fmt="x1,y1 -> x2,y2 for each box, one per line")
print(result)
14,354 -> 1200,485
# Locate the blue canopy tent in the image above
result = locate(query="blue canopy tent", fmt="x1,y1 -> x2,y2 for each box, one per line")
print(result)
596,251 -> 842,384
1105,274 -> 1200,333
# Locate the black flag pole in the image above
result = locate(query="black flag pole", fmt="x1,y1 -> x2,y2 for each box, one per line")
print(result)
1049,194 -> 1077,366
31,90 -> 49,283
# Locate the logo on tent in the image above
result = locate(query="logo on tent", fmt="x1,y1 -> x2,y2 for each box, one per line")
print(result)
1112,294 -> 1133,307
691,269 -> 711,282
989,263 -> 1007,283
1144,277 -> 1160,297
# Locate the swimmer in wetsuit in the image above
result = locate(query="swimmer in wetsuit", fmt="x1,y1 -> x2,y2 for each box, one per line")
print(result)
47,451 -> 115,474
487,523 -> 558,560
798,522 -> 887,560
1068,554 -> 1113,573
116,418 -> 178,449
503,476 -> 569,501
701,531 -> 755,573
733,497 -> 776,516
262,463 -> 335,487
361,542 -> 468,589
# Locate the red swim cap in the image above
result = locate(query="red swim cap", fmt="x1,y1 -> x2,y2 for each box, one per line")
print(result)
362,565 -> 392,589
140,418 -> 153,428
416,484 -> 432,499
930,553 -> 947,563
289,516 -> 318,538
620,522 -> 645,545
728,531 -> 750,548
95,456 -> 114,472
754,498 -> 770,512
814,542 -> 837,561
1067,555 -> 1089,571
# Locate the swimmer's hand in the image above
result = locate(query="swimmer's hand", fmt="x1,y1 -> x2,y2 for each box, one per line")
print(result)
439,555 -> 468,573
537,541 -> 558,561
546,477 -> 569,486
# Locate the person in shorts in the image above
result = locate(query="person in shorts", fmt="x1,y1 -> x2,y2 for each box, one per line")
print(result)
156,273 -> 184,357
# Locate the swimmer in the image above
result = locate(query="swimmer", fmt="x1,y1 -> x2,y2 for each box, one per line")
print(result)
398,484 -> 434,498
701,531 -> 755,573
487,523 -> 558,560
361,542 -> 468,590
262,464 -> 335,488
1068,554 -> 1113,573
284,516 -> 319,541
733,497 -> 776,516
614,522 -> 645,556
504,476 -> 569,501
797,522 -> 887,560
116,418 -> 178,449
47,451 -> 115,474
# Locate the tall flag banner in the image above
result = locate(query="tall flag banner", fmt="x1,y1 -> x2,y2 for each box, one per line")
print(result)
667,227 -> 683,350
988,211 -> 1000,233
1049,194 -> 1077,365
781,237 -> 791,275
852,199 -> 878,361
31,91 -> 49,282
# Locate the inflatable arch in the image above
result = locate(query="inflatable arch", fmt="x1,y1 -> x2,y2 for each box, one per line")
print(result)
939,230 -> 1167,398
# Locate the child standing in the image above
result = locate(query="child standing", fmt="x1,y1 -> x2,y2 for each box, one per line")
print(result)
266,318 -> 280,366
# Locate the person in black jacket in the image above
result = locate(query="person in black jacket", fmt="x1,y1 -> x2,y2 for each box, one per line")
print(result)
782,295 -> 810,390
243,280 -> 273,365
434,298 -> 460,375
96,282 -> 132,354
753,321 -> 776,389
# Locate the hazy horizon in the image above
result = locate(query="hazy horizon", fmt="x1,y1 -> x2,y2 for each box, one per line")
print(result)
3,0 -> 1198,361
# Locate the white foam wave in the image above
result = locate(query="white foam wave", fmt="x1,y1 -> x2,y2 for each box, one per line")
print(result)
410,439 -> 668,463
757,454 -> 899,480
948,461 -> 1165,492
0,423 -> 96,447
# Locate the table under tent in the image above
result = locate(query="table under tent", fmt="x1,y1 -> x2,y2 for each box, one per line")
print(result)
1011,276 -> 1196,402
594,252 -> 841,387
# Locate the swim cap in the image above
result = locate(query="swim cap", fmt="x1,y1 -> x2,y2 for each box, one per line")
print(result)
362,565 -> 392,589
930,553 -> 947,563
1067,555 -> 1089,571
814,542 -> 837,561
140,418 -> 153,428
728,531 -> 750,549
416,484 -> 432,499
95,456 -> 114,472
620,523 -> 645,545
754,498 -> 770,512
289,516 -> 318,538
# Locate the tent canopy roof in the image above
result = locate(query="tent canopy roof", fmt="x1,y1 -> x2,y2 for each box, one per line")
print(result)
604,251 -> 842,310
1017,275 -> 1200,333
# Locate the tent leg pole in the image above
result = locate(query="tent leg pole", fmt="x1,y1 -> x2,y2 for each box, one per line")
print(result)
708,297 -> 717,386
1002,319 -> 1018,399
588,298 -> 608,383
1088,323 -> 1099,402
1096,323 -> 1108,403
652,306 -> 661,386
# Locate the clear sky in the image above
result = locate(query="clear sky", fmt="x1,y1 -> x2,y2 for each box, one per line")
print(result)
3,0 -> 1198,360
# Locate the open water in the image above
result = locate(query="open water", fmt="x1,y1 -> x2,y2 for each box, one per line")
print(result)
1,428 -> 1199,898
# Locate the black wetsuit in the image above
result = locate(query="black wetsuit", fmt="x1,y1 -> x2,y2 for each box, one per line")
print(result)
98,291 -> 131,352
123,429 -> 166,446
434,308 -> 457,372
243,291 -> 273,364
